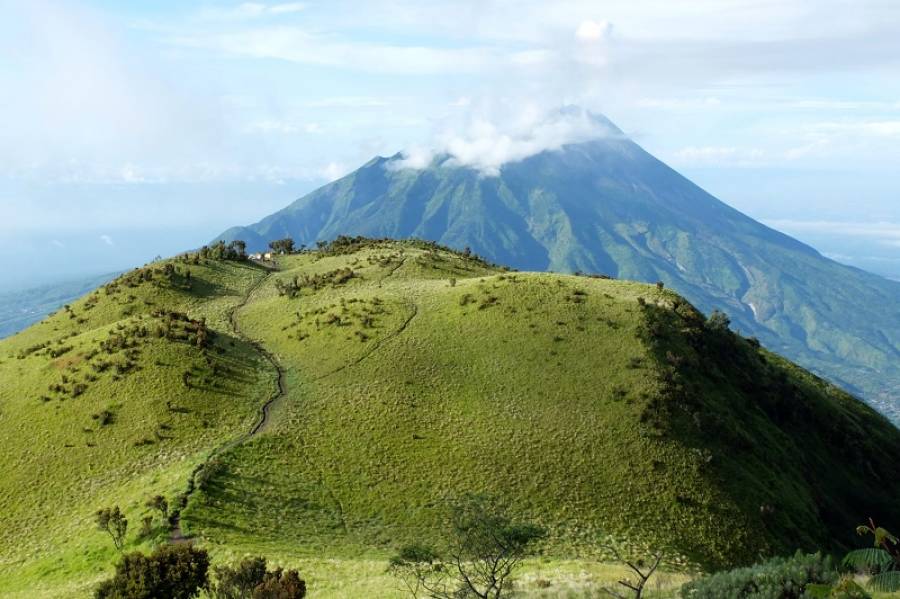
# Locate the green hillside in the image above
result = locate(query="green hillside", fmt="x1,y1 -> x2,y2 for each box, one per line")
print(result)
1,239 -> 899,597
217,112 -> 900,422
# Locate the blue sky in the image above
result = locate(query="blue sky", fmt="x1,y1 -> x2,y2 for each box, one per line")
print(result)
2,0 -> 900,289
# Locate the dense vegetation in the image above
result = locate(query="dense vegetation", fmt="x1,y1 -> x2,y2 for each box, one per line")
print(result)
1,238 -> 898,597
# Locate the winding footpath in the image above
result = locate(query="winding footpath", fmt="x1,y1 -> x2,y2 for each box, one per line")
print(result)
170,264 -> 285,542
169,256 -> 418,542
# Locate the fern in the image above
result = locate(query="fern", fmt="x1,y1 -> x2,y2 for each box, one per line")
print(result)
842,548 -> 893,571
869,570 -> 900,592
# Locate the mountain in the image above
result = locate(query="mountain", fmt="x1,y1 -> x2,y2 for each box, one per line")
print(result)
2,239 -> 900,596
217,115 -> 900,421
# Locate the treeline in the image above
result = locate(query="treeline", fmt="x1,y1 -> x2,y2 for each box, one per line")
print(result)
181,240 -> 248,264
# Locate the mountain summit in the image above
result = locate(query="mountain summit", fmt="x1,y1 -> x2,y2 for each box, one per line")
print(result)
218,114 -> 900,418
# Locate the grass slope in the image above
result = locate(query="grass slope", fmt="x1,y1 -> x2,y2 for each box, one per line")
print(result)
0,258 -> 273,596
2,239 -> 899,597
182,241 -> 900,572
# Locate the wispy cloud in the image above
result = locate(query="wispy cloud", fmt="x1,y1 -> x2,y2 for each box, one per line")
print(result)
197,2 -> 306,21
301,96 -> 395,108
172,27 -> 503,75
100,234 -> 114,246
810,120 -> 900,138
765,220 -> 900,246
244,119 -> 322,134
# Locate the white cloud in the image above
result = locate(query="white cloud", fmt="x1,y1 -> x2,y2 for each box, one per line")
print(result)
389,106 -> 621,175
50,239 -> 65,249
100,234 -> 114,246
320,162 -> 349,181
268,3 -> 307,15
575,19 -> 613,42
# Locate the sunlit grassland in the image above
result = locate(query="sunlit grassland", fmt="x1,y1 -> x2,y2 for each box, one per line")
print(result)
185,246 -> 751,571
0,258 -> 272,595
2,241 -> 899,597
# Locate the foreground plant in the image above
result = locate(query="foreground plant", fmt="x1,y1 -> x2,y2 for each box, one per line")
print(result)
210,555 -> 306,599
94,543 -> 209,599
680,551 -> 839,598
389,494 -> 544,598
95,506 -> 128,552
841,519 -> 900,593
601,544 -> 663,599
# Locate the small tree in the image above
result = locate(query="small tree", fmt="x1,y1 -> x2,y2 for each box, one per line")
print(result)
389,495 -> 544,598
389,544 -> 449,598
706,309 -> 731,332
96,506 -> 128,552
230,240 -> 247,259
269,238 -> 295,255
139,516 -> 154,538
600,543 -> 663,599
146,495 -> 169,521
94,543 -> 209,599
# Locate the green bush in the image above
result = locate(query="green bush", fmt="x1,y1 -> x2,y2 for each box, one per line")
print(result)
210,555 -> 306,599
94,543 -> 209,599
680,552 -> 839,598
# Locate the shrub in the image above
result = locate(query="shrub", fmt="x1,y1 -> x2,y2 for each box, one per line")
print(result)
841,520 -> 900,593
94,543 -> 209,599
210,556 -> 306,599
96,506 -> 128,552
254,568 -> 306,598
706,309 -> 732,333
680,551 -> 838,598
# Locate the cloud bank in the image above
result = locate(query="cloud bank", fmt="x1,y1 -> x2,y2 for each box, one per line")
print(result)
390,106 -> 622,175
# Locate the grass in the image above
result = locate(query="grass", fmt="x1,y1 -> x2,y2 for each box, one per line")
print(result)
0,258 -> 272,595
2,239 -> 899,596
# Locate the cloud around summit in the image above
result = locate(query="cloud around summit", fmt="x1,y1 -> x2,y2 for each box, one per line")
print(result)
389,106 -> 622,175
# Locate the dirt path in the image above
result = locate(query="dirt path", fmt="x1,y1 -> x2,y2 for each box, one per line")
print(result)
170,255 -> 418,542
170,264 -> 284,542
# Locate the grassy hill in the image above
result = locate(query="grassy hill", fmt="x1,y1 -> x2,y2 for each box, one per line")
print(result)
1,239 -> 899,597
217,113 -> 900,422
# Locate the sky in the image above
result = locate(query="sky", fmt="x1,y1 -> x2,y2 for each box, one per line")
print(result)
2,0 -> 900,290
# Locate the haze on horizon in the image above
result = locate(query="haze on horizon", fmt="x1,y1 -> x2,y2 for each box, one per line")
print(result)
3,0 -> 900,290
